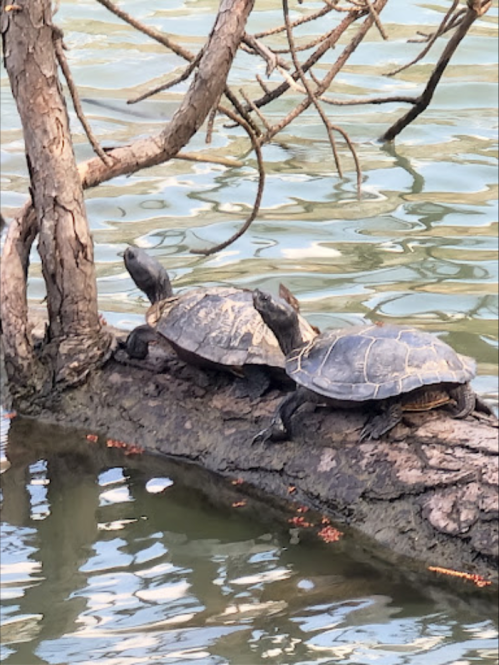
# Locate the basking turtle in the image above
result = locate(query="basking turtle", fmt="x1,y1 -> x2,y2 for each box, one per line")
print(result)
123,247 -> 317,385
252,289 -> 492,442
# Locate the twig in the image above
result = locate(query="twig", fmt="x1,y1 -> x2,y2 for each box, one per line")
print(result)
254,3 -> 335,38
52,27 -> 112,166
282,0 -> 346,182
176,152 -> 243,167
262,2 -> 387,142
242,33 -> 290,75
381,0 -> 492,142
387,0 -> 459,76
128,50 -> 203,105
97,0 -> 259,140
223,88 -> 261,136
272,27 -> 342,54
255,74 -> 272,95
364,0 -> 388,39
190,106 -> 265,256
252,9 -> 363,110
95,0 -> 194,61
409,8 -> 466,42
239,88 -> 272,132
321,93 -> 417,105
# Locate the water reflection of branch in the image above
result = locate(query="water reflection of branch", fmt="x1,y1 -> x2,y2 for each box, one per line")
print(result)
381,143 -> 425,196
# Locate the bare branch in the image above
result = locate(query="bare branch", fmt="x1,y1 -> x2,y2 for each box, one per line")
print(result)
128,50 -> 204,105
262,2 -> 388,142
251,8 -> 364,111
176,152 -> 243,167
242,33 -> 290,75
387,0 -> 459,76
321,93 -> 418,106
53,27 -> 112,166
381,0 -> 491,142
364,0 -> 388,40
239,88 -> 272,131
282,0 -> 366,191
191,105 -> 265,256
253,2 -> 335,38
95,0 -> 194,61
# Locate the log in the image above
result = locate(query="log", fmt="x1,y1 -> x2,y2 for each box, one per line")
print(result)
4,320 -> 497,586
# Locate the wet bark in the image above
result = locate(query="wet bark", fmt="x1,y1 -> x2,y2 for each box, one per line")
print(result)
8,325 -> 497,585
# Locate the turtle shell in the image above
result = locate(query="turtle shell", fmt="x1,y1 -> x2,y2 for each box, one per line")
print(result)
286,323 -> 476,402
148,286 -> 316,370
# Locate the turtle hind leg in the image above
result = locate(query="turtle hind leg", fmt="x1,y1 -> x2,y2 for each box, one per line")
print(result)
360,400 -> 403,441
252,388 -> 306,445
446,383 -> 476,419
448,383 -> 497,418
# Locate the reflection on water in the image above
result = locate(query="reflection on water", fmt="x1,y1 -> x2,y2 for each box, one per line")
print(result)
1,416 -> 498,665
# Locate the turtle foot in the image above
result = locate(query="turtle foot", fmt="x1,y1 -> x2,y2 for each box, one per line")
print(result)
360,402 -> 403,441
125,324 -> 158,360
252,421 -> 288,445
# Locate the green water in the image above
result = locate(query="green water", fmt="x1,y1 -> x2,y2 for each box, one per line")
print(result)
1,0 -> 498,663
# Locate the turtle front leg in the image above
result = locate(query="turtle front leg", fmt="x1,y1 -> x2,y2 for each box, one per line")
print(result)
252,388 -> 305,444
125,324 -> 159,359
360,400 -> 403,441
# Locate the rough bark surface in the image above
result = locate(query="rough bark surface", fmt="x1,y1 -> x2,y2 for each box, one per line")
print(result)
10,325 -> 497,584
1,0 -> 112,392
0,0 -> 254,398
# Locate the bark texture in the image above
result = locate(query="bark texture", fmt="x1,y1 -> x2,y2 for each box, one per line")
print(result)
11,326 -> 497,584
0,0 -> 254,398
1,0 -> 112,392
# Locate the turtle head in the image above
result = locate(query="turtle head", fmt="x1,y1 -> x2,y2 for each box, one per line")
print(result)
124,247 -> 173,304
253,289 -> 303,356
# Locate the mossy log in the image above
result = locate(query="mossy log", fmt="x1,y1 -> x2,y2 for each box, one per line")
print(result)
5,322 -> 497,586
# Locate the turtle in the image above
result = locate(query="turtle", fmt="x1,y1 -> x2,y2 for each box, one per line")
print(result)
123,247 -> 317,389
252,288 -> 493,442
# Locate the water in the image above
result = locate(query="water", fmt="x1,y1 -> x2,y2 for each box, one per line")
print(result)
1,0 -> 498,662
0,417 -> 498,665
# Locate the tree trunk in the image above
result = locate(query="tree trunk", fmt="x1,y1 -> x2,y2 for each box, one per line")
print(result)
0,0 -> 254,399
1,0 -> 113,394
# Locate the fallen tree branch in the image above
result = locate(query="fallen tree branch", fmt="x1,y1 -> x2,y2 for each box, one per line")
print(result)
9,324 -> 496,583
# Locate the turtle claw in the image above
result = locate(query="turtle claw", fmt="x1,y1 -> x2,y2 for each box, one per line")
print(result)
252,420 -> 288,445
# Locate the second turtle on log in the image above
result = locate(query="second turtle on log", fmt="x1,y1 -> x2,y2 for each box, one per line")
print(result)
252,289 -> 494,442
123,247 -> 317,390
